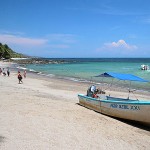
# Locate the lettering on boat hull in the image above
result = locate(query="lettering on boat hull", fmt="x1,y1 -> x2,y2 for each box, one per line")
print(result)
110,104 -> 140,110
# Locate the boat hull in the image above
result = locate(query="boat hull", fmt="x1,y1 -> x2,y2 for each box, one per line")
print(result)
78,94 -> 150,126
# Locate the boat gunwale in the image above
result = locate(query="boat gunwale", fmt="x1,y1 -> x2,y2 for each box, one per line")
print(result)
78,94 -> 150,105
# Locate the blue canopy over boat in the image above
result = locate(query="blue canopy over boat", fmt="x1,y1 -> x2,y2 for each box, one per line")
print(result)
95,72 -> 148,82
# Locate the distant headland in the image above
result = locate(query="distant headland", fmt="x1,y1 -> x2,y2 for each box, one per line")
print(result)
0,43 -> 67,64
0,43 -> 26,59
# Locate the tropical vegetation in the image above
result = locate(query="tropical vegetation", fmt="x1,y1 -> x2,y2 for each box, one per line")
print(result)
0,43 -> 25,59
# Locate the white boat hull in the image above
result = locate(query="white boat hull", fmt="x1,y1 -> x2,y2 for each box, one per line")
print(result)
78,94 -> 150,126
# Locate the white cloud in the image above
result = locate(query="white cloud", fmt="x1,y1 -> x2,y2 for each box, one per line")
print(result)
48,44 -> 70,49
103,39 -> 138,50
0,34 -> 47,46
0,33 -> 75,49
46,34 -> 76,43
0,30 -> 25,36
96,39 -> 138,57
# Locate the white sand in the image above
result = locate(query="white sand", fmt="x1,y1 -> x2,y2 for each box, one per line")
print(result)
0,61 -> 150,150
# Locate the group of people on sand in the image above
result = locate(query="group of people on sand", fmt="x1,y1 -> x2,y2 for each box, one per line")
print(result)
0,67 -> 10,76
0,67 -> 27,84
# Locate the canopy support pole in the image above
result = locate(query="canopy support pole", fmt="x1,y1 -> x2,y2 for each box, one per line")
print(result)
127,81 -> 132,99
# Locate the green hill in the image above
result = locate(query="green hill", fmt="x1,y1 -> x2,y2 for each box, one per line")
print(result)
0,43 -> 25,59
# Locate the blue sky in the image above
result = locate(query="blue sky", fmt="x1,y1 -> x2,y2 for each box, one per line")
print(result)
0,0 -> 150,58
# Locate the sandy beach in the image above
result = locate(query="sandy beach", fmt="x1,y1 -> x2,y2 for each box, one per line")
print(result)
0,61 -> 150,150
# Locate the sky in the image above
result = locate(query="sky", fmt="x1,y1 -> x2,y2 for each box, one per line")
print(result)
0,0 -> 150,58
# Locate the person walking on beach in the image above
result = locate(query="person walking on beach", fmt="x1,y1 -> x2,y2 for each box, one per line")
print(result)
0,68 -> 2,75
23,70 -> 26,78
2,68 -> 6,76
7,67 -> 10,77
18,71 -> 23,84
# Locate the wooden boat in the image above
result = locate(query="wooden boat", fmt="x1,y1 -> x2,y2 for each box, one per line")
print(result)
78,72 -> 150,126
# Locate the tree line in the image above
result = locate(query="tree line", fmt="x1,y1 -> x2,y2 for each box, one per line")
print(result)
0,43 -> 25,59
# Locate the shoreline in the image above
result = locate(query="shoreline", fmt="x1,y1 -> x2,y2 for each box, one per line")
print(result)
2,60 -> 150,98
15,61 -> 150,97
0,61 -> 150,150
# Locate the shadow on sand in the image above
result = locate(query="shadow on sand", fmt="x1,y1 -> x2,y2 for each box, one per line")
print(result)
111,117 -> 150,132
0,136 -> 5,143
76,103 -> 150,132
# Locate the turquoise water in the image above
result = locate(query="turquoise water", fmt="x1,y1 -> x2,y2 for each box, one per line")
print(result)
25,58 -> 150,91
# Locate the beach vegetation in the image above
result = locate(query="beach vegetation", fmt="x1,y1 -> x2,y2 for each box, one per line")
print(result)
0,43 -> 25,59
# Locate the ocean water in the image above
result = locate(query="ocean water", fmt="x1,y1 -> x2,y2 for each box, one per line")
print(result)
24,58 -> 150,91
